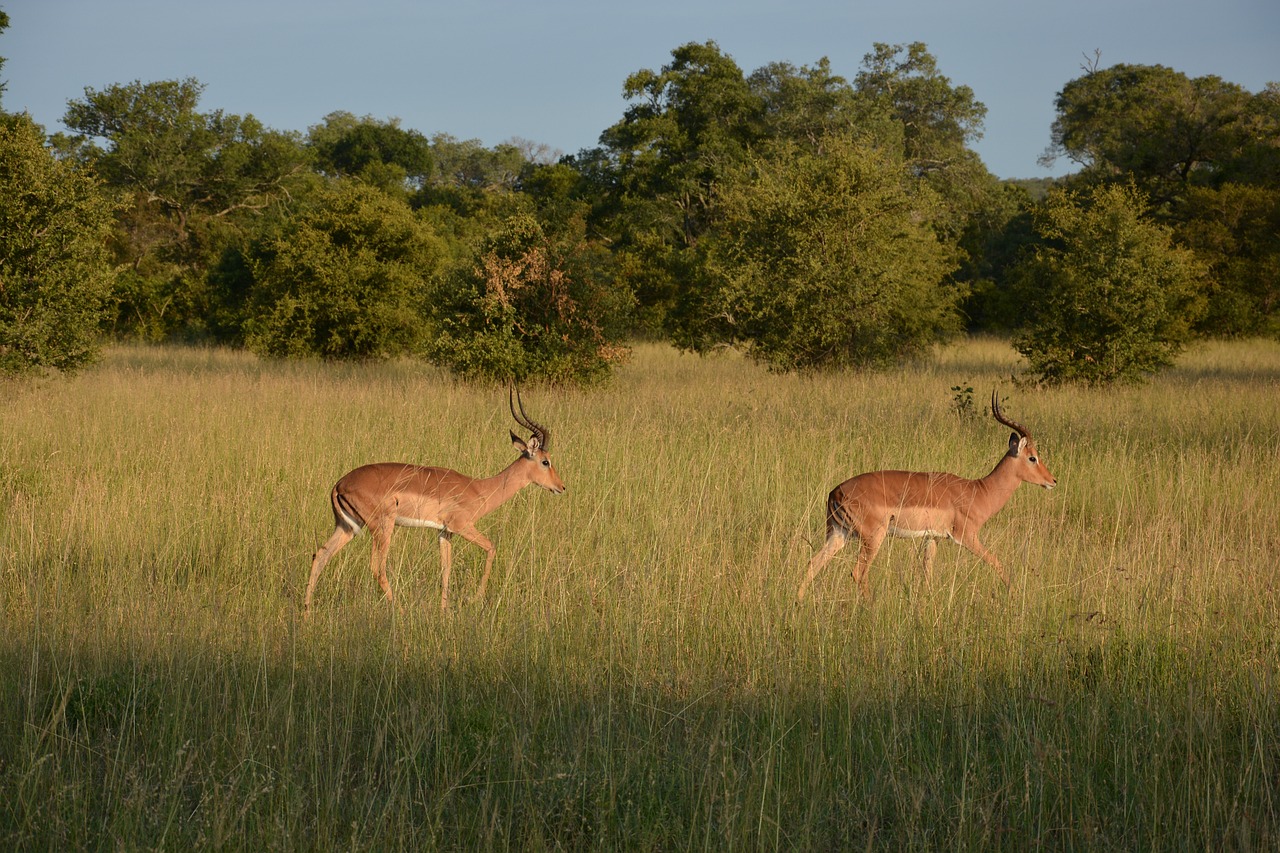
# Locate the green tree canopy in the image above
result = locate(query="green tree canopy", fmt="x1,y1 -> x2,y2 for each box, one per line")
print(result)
58,78 -> 311,340
1042,63 -> 1258,201
1175,183 -> 1280,337
308,111 -> 433,195
242,182 -> 446,360
0,115 -> 116,375
685,131 -> 961,370
1012,183 -> 1207,385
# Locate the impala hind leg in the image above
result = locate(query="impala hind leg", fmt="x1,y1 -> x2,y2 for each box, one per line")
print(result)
850,527 -> 886,601
305,525 -> 356,616
368,517 -> 396,603
799,526 -> 848,601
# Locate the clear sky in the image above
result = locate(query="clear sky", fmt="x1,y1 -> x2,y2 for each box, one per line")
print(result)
2,0 -> 1277,179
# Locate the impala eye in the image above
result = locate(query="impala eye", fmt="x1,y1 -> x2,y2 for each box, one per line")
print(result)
1029,456 -> 1038,464
542,459 -> 551,467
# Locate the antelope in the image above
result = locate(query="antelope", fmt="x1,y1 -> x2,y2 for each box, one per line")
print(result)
798,391 -> 1056,601
304,389 -> 566,615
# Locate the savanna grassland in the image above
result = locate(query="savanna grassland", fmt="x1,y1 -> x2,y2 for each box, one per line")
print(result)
2,338 -> 1278,851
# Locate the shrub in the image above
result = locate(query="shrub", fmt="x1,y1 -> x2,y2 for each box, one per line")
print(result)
0,115 -> 116,375
242,182 -> 445,360
684,132 -> 962,371
426,213 -> 631,384
1011,183 -> 1206,385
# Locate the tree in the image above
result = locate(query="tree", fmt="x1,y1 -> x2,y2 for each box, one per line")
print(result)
853,42 -> 997,240
242,182 -> 446,360
426,212 -> 631,384
1041,63 -> 1256,202
854,42 -> 987,169
749,57 -> 860,147
58,78 -> 310,340
596,42 -> 764,330
685,131 -> 961,370
0,115 -> 116,375
1175,183 -> 1280,337
308,112 -> 433,196
1041,63 -> 1278,341
1011,184 -> 1206,386
955,181 -> 1040,331
413,133 -> 531,217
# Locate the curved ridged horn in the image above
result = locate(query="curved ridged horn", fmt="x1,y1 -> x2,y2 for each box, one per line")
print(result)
509,386 -> 551,450
990,390 -> 1030,438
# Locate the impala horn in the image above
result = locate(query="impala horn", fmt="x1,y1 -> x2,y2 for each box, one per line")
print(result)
509,386 -> 551,451
991,390 -> 1030,438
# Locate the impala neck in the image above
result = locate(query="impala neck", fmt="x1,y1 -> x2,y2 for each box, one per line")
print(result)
973,455 -> 1024,519
473,457 -> 535,519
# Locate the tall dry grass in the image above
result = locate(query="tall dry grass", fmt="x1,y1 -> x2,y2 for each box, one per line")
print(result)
1,337 -> 1278,849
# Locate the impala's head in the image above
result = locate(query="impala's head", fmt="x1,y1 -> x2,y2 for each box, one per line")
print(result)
509,387 -> 566,494
992,390 -> 1056,490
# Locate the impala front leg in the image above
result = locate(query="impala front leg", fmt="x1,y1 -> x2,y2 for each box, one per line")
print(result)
436,531 -> 456,611
922,539 -> 938,584
454,526 -> 497,603
957,533 -> 1010,589
369,517 -> 396,603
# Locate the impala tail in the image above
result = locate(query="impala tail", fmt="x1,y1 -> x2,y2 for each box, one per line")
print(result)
825,486 -> 854,539
331,487 -> 366,534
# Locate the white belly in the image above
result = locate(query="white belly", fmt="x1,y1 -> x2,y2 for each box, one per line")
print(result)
396,516 -> 446,530
887,525 -> 951,541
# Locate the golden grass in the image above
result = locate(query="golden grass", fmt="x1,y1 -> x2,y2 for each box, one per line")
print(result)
1,337 -> 1278,849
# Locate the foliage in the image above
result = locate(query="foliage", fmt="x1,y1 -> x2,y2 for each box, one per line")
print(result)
414,133 -> 531,216
853,42 -> 997,238
242,182 -> 446,360
426,212 -> 632,384
955,182 -> 1040,331
1012,183 -> 1206,385
0,115 -> 116,375
594,41 -> 998,343
1043,62 -> 1271,204
58,78 -> 311,340
1175,183 -> 1280,338
595,42 -> 765,330
307,111 -> 433,196
685,132 -> 961,370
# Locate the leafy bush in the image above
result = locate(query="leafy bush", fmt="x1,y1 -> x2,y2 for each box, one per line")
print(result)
1175,183 -> 1280,338
0,115 -> 116,375
242,182 -> 446,359
1011,183 -> 1206,385
426,213 -> 631,384
683,132 -> 962,370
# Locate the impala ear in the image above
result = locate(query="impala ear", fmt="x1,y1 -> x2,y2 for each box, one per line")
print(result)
1009,433 -> 1025,456
510,430 -> 530,456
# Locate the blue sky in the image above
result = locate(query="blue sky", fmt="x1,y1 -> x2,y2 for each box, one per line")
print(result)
2,0 -> 1277,179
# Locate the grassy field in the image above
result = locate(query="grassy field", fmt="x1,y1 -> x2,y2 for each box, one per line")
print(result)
2,338 -> 1278,850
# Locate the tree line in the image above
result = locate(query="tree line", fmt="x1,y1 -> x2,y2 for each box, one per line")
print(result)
2,14 -> 1277,385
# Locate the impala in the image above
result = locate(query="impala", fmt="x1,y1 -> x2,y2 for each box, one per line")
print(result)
798,391 -> 1056,601
304,389 -> 566,614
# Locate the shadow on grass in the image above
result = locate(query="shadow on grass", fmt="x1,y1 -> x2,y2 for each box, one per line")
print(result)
1,628 -> 1275,852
